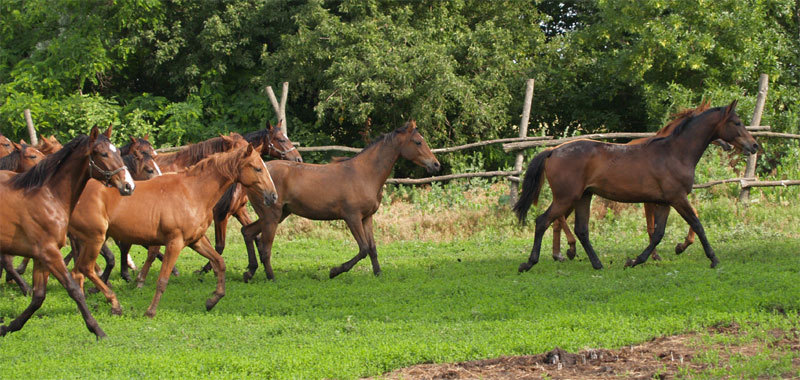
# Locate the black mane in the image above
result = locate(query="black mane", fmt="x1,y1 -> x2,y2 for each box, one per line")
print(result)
9,134 -> 93,190
0,148 -> 22,171
338,121 -> 414,161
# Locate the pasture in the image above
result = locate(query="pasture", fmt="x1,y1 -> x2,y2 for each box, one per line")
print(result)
1,182 -> 799,379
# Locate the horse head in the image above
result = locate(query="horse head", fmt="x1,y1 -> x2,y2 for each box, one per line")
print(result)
397,120 -> 441,173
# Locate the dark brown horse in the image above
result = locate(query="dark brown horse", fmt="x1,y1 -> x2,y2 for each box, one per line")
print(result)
195,120 -> 302,275
0,143 -> 46,294
0,126 -> 134,338
513,101 -> 758,272
69,144 -> 277,317
238,120 -> 440,281
548,102 -> 732,262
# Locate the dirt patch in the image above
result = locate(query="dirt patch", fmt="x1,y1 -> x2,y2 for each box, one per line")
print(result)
371,325 -> 800,379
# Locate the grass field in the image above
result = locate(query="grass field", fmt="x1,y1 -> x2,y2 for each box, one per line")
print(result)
1,183 -> 799,379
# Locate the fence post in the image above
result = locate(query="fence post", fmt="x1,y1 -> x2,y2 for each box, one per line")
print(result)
266,82 -> 289,137
738,73 -> 769,204
23,109 -> 38,146
509,79 -> 535,203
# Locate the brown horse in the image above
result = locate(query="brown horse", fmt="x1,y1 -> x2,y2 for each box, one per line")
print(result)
0,143 -> 46,294
68,144 -> 277,317
549,102 -> 733,262
0,126 -> 134,338
195,120 -> 302,275
36,135 -> 63,155
112,133 -> 251,281
238,120 -> 440,281
513,101 -> 758,272
0,134 -> 14,157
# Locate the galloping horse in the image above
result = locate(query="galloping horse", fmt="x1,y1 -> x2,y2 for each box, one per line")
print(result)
68,144 -> 277,317
112,133 -> 250,281
195,120 -> 302,275
513,101 -> 758,272
0,126 -> 134,338
238,120 -> 440,281
0,143 -> 46,294
548,102 -> 732,262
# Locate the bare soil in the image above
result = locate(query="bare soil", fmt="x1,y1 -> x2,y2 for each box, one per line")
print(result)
371,324 -> 800,379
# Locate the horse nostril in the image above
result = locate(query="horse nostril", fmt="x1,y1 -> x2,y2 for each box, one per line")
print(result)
752,143 -> 759,151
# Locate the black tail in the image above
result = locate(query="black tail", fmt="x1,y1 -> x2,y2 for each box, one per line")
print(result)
213,183 -> 238,222
513,149 -> 552,224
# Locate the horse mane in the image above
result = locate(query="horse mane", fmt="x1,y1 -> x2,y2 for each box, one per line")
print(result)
337,121 -> 415,162
159,134 -> 244,167
0,148 -> 22,171
647,101 -> 715,144
183,148 -> 241,182
9,135 -> 92,190
243,129 -> 268,145
120,138 -> 153,156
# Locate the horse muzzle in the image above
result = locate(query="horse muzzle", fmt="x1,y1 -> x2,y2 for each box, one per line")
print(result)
263,191 -> 278,206
425,160 -> 442,174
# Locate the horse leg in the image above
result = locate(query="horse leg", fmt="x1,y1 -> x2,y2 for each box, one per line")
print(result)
241,220 -> 263,282
98,242 -> 116,284
519,199 -> 573,272
551,216 -> 566,262
561,214 -> 578,260
144,241 -> 182,318
189,236 -> 226,312
14,257 -> 30,275
675,207 -> 698,254
135,246 -> 160,288
255,220 -> 279,281
362,215 -> 381,276
643,203 -> 662,261
672,199 -> 718,268
572,193 -> 604,270
1,260 -> 49,337
153,249 -> 179,277
625,204 -> 670,268
1,254 -> 30,295
116,241 -> 134,282
330,216 -> 371,278
47,248 -> 106,338
74,238 -> 122,315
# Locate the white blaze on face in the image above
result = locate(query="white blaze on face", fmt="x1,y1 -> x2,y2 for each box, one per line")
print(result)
262,159 -> 276,194
123,167 -> 135,191
153,161 -> 163,176
109,144 -> 118,153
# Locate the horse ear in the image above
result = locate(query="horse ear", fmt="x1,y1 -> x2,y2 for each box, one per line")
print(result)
266,121 -> 274,131
245,143 -> 255,156
275,119 -> 283,130
89,126 -> 100,142
408,119 -> 417,131
104,124 -> 113,138
144,134 -> 150,141
130,136 -> 138,145
12,142 -> 22,151
20,139 -> 27,145
725,99 -> 738,116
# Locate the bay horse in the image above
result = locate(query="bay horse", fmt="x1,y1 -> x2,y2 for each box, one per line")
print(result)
0,126 -> 135,338
0,134 -> 14,157
0,143 -> 46,294
239,120 -> 439,281
112,133 -> 250,281
68,144 -> 277,317
513,100 -> 758,272
195,120 -> 302,275
36,135 -> 63,155
548,102 -> 733,262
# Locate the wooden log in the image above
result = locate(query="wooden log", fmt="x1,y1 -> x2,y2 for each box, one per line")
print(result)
749,132 -> 800,139
23,109 -> 38,146
741,180 -> 800,188
693,177 -> 755,189
740,74 -> 769,203
510,79 -> 535,203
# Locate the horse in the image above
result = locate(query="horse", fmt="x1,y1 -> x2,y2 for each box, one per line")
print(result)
112,133 -> 251,282
61,139 -> 162,283
548,102 -> 733,262
236,120 -> 440,281
0,126 -> 135,338
36,135 -> 63,155
513,100 -> 758,272
68,144 -> 277,317
0,134 -> 14,157
0,143 -> 46,294
194,120 -> 302,275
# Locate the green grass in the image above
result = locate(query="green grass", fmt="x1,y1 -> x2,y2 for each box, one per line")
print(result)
1,192 -> 799,379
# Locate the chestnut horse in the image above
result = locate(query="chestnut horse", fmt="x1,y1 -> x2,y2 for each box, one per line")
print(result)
0,134 -> 14,157
69,144 -> 277,317
513,101 -> 758,272
195,120 -> 302,275
0,143 -> 46,294
237,120 -> 440,281
549,102 -> 733,262
36,135 -> 63,155
0,126 -> 134,338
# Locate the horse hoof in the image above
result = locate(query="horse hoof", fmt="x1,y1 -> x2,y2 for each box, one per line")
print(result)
205,297 -> 220,311
111,307 -> 123,316
592,263 -> 604,270
192,269 -> 205,276
144,310 -> 156,318
623,259 -> 636,269
566,247 -> 576,260
121,274 -> 132,283
329,268 -> 340,279
651,253 -> 662,261
171,268 -> 180,277
0,325 -> 7,337
242,271 -> 253,283
710,259 -> 719,268
552,254 -> 566,262
135,281 -> 145,289
518,262 -> 532,273
675,244 -> 686,255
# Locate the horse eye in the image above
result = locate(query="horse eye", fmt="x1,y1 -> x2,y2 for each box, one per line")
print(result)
254,167 -> 262,172
145,168 -> 154,173
101,152 -> 109,157
414,141 -> 422,146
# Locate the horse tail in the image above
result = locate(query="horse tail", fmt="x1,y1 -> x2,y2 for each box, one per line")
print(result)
513,149 -> 552,225
213,184 -> 237,222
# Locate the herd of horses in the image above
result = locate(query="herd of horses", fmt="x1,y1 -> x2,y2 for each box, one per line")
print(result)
0,100 -> 758,339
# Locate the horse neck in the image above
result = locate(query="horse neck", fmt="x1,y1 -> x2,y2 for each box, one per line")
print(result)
49,153 -> 92,211
184,159 -> 239,211
349,138 -> 402,188
664,113 -> 718,167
